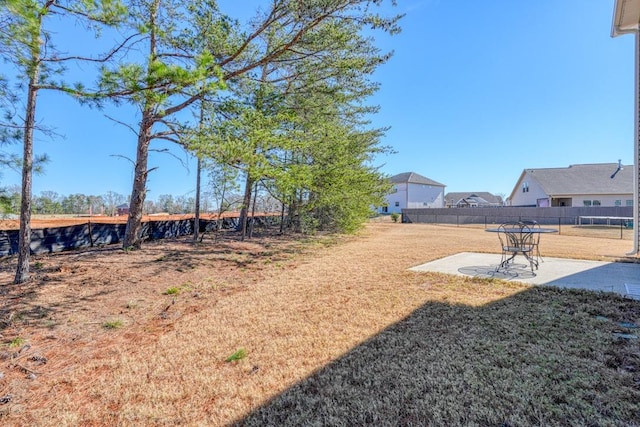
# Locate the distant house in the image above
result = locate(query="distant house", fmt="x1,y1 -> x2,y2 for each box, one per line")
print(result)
507,162 -> 633,207
116,203 -> 130,216
380,172 -> 446,214
444,192 -> 503,208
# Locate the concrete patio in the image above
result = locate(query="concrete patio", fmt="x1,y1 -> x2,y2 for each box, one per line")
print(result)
409,252 -> 640,297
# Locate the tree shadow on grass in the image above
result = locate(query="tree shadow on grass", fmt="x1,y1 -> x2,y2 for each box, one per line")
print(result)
130,233 -> 306,275
233,287 -> 640,427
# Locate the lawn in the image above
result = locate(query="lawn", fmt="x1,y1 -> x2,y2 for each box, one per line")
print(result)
0,222 -> 638,426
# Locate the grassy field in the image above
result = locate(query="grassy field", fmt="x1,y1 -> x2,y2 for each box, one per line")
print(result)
0,222 -> 638,426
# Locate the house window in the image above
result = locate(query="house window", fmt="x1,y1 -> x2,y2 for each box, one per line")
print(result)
395,201 -> 400,207
615,200 -> 622,206
627,200 -> 634,207
583,200 -> 592,207
592,200 -> 601,206
381,206 -> 388,213
522,182 -> 529,193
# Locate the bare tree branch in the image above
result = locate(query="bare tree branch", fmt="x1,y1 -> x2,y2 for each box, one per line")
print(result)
150,147 -> 189,170
110,154 -> 135,166
105,114 -> 139,135
43,33 -> 141,63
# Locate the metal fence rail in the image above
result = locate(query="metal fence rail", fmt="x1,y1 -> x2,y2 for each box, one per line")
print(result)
401,206 -> 635,239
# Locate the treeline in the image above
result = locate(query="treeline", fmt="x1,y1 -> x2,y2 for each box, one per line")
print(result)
0,185 -> 281,216
1,188 -> 180,216
1,1 -> 401,283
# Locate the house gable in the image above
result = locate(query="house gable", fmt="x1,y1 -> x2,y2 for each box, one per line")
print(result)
508,163 -> 633,207
509,171 -> 549,207
382,172 -> 446,213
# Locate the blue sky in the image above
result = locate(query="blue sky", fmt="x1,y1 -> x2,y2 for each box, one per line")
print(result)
1,0 -> 635,201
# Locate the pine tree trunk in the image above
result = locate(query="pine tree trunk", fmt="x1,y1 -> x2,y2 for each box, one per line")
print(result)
194,156 -> 201,242
217,185 -> 226,232
249,180 -> 258,239
194,96 -> 204,242
123,112 -> 153,249
279,201 -> 286,234
238,174 -> 253,241
123,1 -> 157,250
14,71 -> 39,284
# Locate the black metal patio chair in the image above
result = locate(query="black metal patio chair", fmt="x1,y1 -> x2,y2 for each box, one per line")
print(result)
519,220 -> 542,264
496,221 -> 537,273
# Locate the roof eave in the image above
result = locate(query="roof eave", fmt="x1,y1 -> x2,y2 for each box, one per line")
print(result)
612,0 -> 640,37
508,169 -> 528,201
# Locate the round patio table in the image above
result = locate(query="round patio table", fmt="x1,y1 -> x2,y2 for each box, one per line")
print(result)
485,226 -> 558,272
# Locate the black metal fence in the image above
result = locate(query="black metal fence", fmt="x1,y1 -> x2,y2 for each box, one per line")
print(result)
0,215 -> 281,257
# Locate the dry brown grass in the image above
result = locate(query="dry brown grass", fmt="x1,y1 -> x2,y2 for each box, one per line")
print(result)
0,222 -> 638,426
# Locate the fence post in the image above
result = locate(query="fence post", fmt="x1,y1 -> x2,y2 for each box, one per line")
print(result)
88,219 -> 94,248
621,220 -> 624,240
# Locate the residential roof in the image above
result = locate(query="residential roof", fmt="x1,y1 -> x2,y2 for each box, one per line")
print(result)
516,163 -> 633,197
444,192 -> 503,205
388,172 -> 445,187
612,0 -> 640,37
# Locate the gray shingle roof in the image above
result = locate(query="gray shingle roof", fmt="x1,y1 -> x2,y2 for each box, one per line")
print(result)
526,163 -> 633,195
388,172 -> 445,187
444,192 -> 503,205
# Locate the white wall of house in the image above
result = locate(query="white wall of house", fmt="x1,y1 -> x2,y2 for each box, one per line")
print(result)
509,174 -> 547,206
381,183 -> 445,213
572,194 -> 634,207
406,183 -> 444,208
384,183 -> 407,214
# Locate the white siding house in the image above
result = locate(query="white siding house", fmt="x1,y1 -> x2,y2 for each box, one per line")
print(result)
508,163 -> 633,207
380,172 -> 446,214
